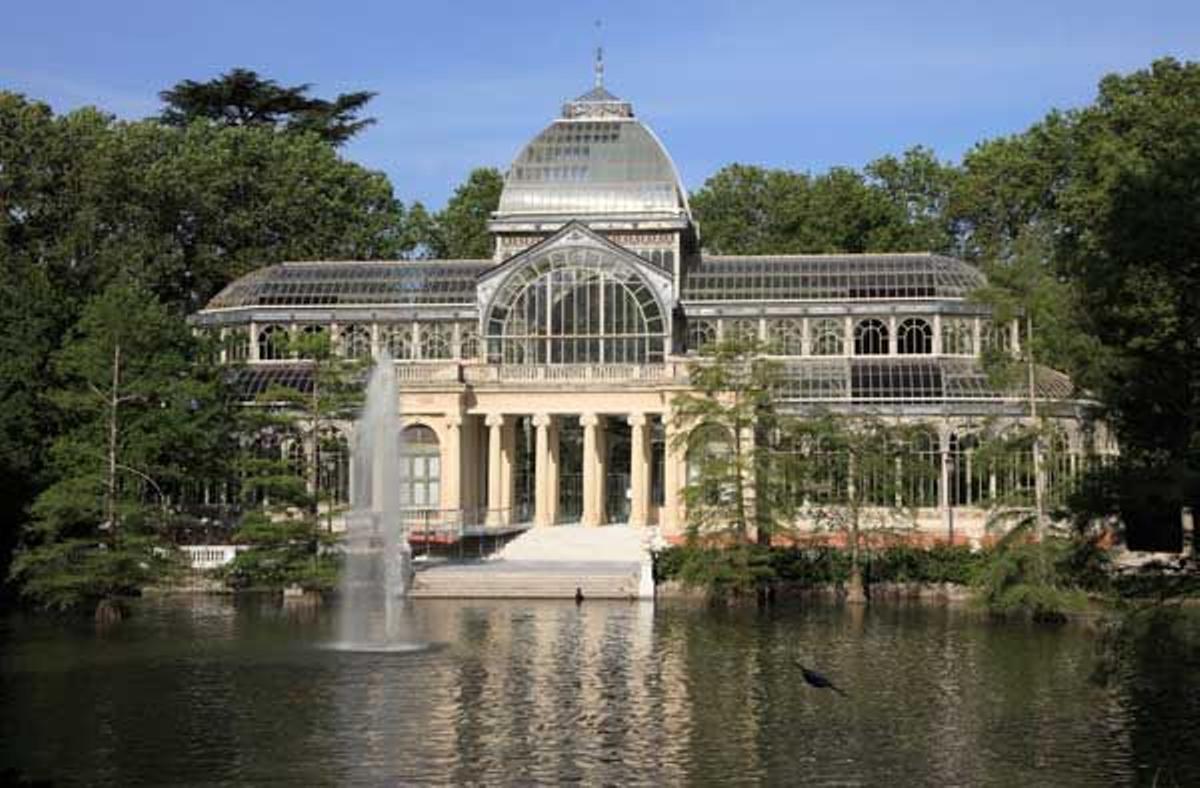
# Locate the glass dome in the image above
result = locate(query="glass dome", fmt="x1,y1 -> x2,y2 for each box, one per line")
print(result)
495,87 -> 690,219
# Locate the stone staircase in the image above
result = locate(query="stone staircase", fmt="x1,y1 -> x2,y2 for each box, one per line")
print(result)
411,526 -> 656,600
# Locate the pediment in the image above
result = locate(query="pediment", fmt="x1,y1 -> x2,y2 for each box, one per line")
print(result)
476,222 -> 676,316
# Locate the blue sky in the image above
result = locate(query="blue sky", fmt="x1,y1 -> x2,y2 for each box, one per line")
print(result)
3,1 -> 1198,208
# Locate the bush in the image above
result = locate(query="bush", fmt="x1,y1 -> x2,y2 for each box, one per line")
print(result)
972,538 -> 1089,621
654,543 -> 984,593
220,512 -> 340,591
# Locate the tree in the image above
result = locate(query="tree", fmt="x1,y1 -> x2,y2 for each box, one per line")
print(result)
951,58 -> 1200,550
787,413 -> 937,602
158,68 -> 376,146
0,89 -> 409,599
8,281 -> 235,614
690,151 -> 959,256
670,337 -> 803,596
427,167 -> 504,259
1056,59 -> 1200,549
225,330 -> 365,590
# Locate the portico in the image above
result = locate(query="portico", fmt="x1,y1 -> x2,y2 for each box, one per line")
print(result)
473,408 -> 668,528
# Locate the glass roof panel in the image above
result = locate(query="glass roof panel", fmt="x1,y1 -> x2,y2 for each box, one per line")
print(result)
774,358 -> 1074,403
206,261 -> 489,309
682,253 -> 985,302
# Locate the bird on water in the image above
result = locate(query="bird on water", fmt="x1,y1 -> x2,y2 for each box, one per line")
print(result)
795,660 -> 849,697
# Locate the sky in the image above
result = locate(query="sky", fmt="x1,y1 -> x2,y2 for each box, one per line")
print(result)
3,0 -> 1199,208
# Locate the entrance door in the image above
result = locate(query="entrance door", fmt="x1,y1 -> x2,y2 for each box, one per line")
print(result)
557,420 -> 583,523
605,419 -> 631,524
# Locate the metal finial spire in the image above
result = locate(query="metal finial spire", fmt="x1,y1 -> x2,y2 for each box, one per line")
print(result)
594,20 -> 604,88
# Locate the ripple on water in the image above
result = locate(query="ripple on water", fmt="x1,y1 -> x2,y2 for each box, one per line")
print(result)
1,597 -> 1198,785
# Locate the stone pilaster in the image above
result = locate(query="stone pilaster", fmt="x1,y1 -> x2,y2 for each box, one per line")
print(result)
628,414 -> 650,527
533,414 -> 554,527
486,414 -> 506,526
581,414 -> 604,527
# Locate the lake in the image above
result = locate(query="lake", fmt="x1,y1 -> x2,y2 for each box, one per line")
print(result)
2,596 -> 1197,785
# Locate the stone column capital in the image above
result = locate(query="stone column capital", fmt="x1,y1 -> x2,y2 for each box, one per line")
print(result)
579,413 -> 600,428
532,413 -> 553,428
445,415 -> 463,430
485,414 -> 505,428
627,414 -> 648,428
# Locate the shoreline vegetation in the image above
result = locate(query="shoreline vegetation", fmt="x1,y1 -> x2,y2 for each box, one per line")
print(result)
4,60 -> 1200,624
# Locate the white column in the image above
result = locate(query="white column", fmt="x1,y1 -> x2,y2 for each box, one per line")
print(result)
581,414 -> 604,527
249,321 -> 260,361
533,414 -> 554,527
486,414 -> 506,526
628,414 -> 650,527
939,426 -> 952,543
663,413 -> 684,536
441,417 -> 462,521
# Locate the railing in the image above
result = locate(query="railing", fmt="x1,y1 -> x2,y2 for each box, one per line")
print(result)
180,545 -> 246,570
462,362 -> 687,386
392,363 -> 464,384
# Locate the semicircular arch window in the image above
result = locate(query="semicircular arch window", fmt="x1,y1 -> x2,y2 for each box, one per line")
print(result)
485,248 -> 666,364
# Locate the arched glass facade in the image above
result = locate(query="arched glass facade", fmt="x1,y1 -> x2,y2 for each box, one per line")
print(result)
485,248 -> 667,364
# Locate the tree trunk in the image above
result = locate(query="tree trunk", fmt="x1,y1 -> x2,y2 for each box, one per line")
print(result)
1026,313 -> 1046,542
846,511 -> 867,604
106,341 -> 121,544
95,598 -> 125,627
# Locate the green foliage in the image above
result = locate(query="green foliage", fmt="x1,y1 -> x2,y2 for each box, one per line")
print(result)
221,511 -> 340,591
427,167 -> 504,259
691,148 -> 958,255
787,413 -> 937,596
655,543 -> 985,592
158,68 -> 376,146
7,280 -> 232,609
226,331 -> 362,591
664,545 -> 777,598
864,543 -> 984,585
972,538 -> 1089,621
0,90 -> 405,312
672,337 -> 798,546
8,533 -> 181,612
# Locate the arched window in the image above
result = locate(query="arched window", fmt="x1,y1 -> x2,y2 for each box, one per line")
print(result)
285,439 -> 306,480
941,318 -> 974,356
686,424 -> 733,505
767,319 -> 803,356
810,318 -> 843,356
399,425 -> 440,509
418,324 -> 452,360
901,428 -> 940,507
318,430 -> 350,506
225,327 -> 250,362
384,325 -> 414,360
726,318 -> 759,345
949,432 -> 987,506
854,319 -> 889,356
458,323 -> 479,359
687,319 -> 717,354
981,320 -> 1012,355
296,325 -> 327,359
257,324 -> 288,361
484,248 -> 667,364
340,324 -> 372,359
897,318 -> 933,355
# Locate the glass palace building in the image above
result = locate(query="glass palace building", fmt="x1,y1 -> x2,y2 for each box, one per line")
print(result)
192,81 -> 1111,543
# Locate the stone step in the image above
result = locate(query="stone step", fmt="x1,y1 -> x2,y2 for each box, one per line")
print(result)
412,567 -> 640,599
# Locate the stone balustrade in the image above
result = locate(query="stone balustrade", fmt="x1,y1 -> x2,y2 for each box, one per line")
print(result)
181,545 -> 245,570
462,362 -> 687,386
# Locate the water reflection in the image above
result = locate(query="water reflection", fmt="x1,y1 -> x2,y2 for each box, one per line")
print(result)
1,597 -> 1197,785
